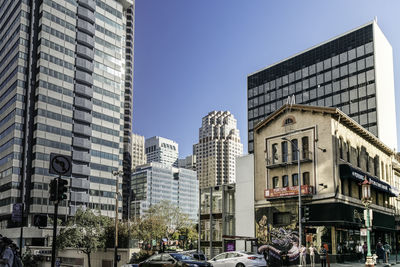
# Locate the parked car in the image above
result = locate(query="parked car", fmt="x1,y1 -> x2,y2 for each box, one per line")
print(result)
208,251 -> 266,267
139,253 -> 212,267
184,250 -> 208,261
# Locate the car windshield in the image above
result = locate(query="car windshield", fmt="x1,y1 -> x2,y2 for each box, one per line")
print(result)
171,254 -> 194,261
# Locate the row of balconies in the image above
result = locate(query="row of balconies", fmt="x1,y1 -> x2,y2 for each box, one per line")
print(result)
266,151 -> 313,169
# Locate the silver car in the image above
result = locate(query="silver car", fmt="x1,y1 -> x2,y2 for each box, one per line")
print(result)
208,251 -> 266,267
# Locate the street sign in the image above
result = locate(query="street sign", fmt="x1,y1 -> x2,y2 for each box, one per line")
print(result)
49,153 -> 72,176
360,228 -> 367,236
11,203 -> 23,222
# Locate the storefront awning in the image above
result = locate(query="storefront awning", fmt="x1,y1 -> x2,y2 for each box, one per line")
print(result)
339,164 -> 398,197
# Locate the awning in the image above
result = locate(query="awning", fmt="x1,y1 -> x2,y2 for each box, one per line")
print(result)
339,164 -> 398,197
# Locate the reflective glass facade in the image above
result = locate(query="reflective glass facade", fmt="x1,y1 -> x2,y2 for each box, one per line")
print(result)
248,23 -> 381,153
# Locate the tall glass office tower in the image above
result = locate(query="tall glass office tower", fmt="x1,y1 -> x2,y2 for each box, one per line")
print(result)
247,21 -> 397,153
0,0 -> 134,245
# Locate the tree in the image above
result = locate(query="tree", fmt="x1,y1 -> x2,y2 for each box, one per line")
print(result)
146,200 -> 193,240
57,209 -> 111,267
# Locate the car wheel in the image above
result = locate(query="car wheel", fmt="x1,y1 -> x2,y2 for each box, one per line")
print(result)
236,263 -> 245,267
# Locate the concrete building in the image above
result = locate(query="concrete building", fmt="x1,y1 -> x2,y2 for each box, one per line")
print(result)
253,104 -> 399,264
145,136 -> 179,167
0,0 -> 134,246
132,133 -> 147,169
247,20 -> 397,153
130,162 -> 199,222
178,155 -> 196,171
194,111 -> 243,189
234,154 -> 255,251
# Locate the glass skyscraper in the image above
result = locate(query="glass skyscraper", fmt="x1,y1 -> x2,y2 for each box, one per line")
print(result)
0,0 -> 134,245
247,21 -> 397,153
131,162 -> 199,222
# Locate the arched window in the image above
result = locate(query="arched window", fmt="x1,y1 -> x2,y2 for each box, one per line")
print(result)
292,139 -> 298,161
303,172 -> 310,185
302,136 -> 309,159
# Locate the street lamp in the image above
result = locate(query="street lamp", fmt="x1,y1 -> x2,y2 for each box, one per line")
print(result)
361,177 -> 374,267
282,137 -> 302,255
112,170 -> 123,267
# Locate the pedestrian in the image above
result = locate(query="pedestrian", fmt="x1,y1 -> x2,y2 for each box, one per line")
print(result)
383,242 -> 391,264
300,245 -> 307,266
337,242 -> 342,263
357,243 -> 363,262
0,237 -> 14,267
319,245 -> 327,267
363,241 -> 367,262
376,239 -> 383,263
309,243 -> 316,267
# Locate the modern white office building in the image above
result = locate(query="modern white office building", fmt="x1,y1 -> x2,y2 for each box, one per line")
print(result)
130,162 -> 199,222
178,155 -> 196,171
132,133 -> 147,169
0,0 -> 135,246
247,20 -> 397,153
194,111 -> 243,189
145,136 -> 179,167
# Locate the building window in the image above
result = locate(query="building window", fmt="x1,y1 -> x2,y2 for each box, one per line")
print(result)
292,174 -> 298,186
339,138 -> 343,159
303,172 -> 310,185
282,175 -> 289,187
273,212 -> 291,225
272,143 -> 278,163
302,136 -> 309,159
357,147 -> 361,167
273,176 -> 279,189
346,142 -> 350,162
282,116 -> 296,126
292,139 -> 298,161
282,142 -> 288,162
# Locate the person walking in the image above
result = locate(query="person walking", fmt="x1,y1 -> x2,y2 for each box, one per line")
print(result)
309,243 -> 316,267
362,241 -> 368,262
383,242 -> 391,264
0,237 -> 14,267
319,245 -> 327,267
357,243 -> 363,263
300,245 -> 307,266
337,243 -> 343,263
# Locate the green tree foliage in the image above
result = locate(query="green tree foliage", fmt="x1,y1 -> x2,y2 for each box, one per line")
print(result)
57,209 -> 111,267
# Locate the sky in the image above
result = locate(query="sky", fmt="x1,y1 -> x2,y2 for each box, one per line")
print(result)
133,0 -> 400,158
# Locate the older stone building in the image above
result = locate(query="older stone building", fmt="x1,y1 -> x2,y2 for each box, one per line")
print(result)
254,104 -> 398,260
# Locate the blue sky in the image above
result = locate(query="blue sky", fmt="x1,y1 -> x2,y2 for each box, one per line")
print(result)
133,0 -> 400,158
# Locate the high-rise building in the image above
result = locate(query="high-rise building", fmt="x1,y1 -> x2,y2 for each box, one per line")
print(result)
178,155 -> 196,171
130,162 -> 199,222
247,20 -> 397,153
194,111 -> 243,188
132,133 -> 147,169
145,136 -> 179,167
0,0 -> 134,244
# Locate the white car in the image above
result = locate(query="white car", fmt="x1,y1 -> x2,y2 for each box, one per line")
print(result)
208,251 -> 266,267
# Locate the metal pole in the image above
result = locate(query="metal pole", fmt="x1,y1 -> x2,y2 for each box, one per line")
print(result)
298,148 -> 302,248
51,177 -> 59,267
114,172 -> 119,267
209,187 -> 213,258
198,188 -> 201,252
19,203 -> 24,257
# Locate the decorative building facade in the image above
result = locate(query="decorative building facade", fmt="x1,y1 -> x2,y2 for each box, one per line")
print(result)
145,136 -> 179,167
194,111 -> 243,189
253,104 -> 399,264
0,0 -> 134,245
132,133 -> 147,169
130,162 -> 199,222
247,20 -> 397,153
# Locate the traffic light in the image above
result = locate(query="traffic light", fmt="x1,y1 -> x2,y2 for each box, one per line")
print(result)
57,178 -> 68,201
33,214 -> 48,227
303,206 -> 310,222
49,179 -> 57,201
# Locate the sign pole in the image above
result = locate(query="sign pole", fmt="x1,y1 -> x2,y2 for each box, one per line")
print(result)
51,177 -> 59,267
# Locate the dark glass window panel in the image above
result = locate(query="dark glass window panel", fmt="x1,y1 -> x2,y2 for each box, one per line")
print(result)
357,45 -> 365,57
324,58 -> 331,69
349,62 -> 357,74
367,97 -> 376,109
332,68 -> 340,79
332,55 -> 339,67
367,84 -> 375,96
348,48 -> 356,61
282,142 -> 288,162
365,56 -> 373,68
358,58 -> 366,70
340,52 -> 348,64
292,174 -> 298,186
282,175 -> 289,187
316,62 -> 324,73
324,71 -> 332,82
358,86 -> 366,98
341,91 -> 349,102
349,75 -> 357,87
303,79 -> 309,90
333,81 -> 340,92
333,94 -> 340,105
292,139 -> 298,161
366,70 -> 375,82
309,76 -> 316,87
303,172 -> 310,186
325,96 -> 332,106
340,78 -> 348,90
340,65 -> 348,77
309,64 -> 316,75
302,67 -> 309,78
325,84 -> 332,94
273,177 -> 279,188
